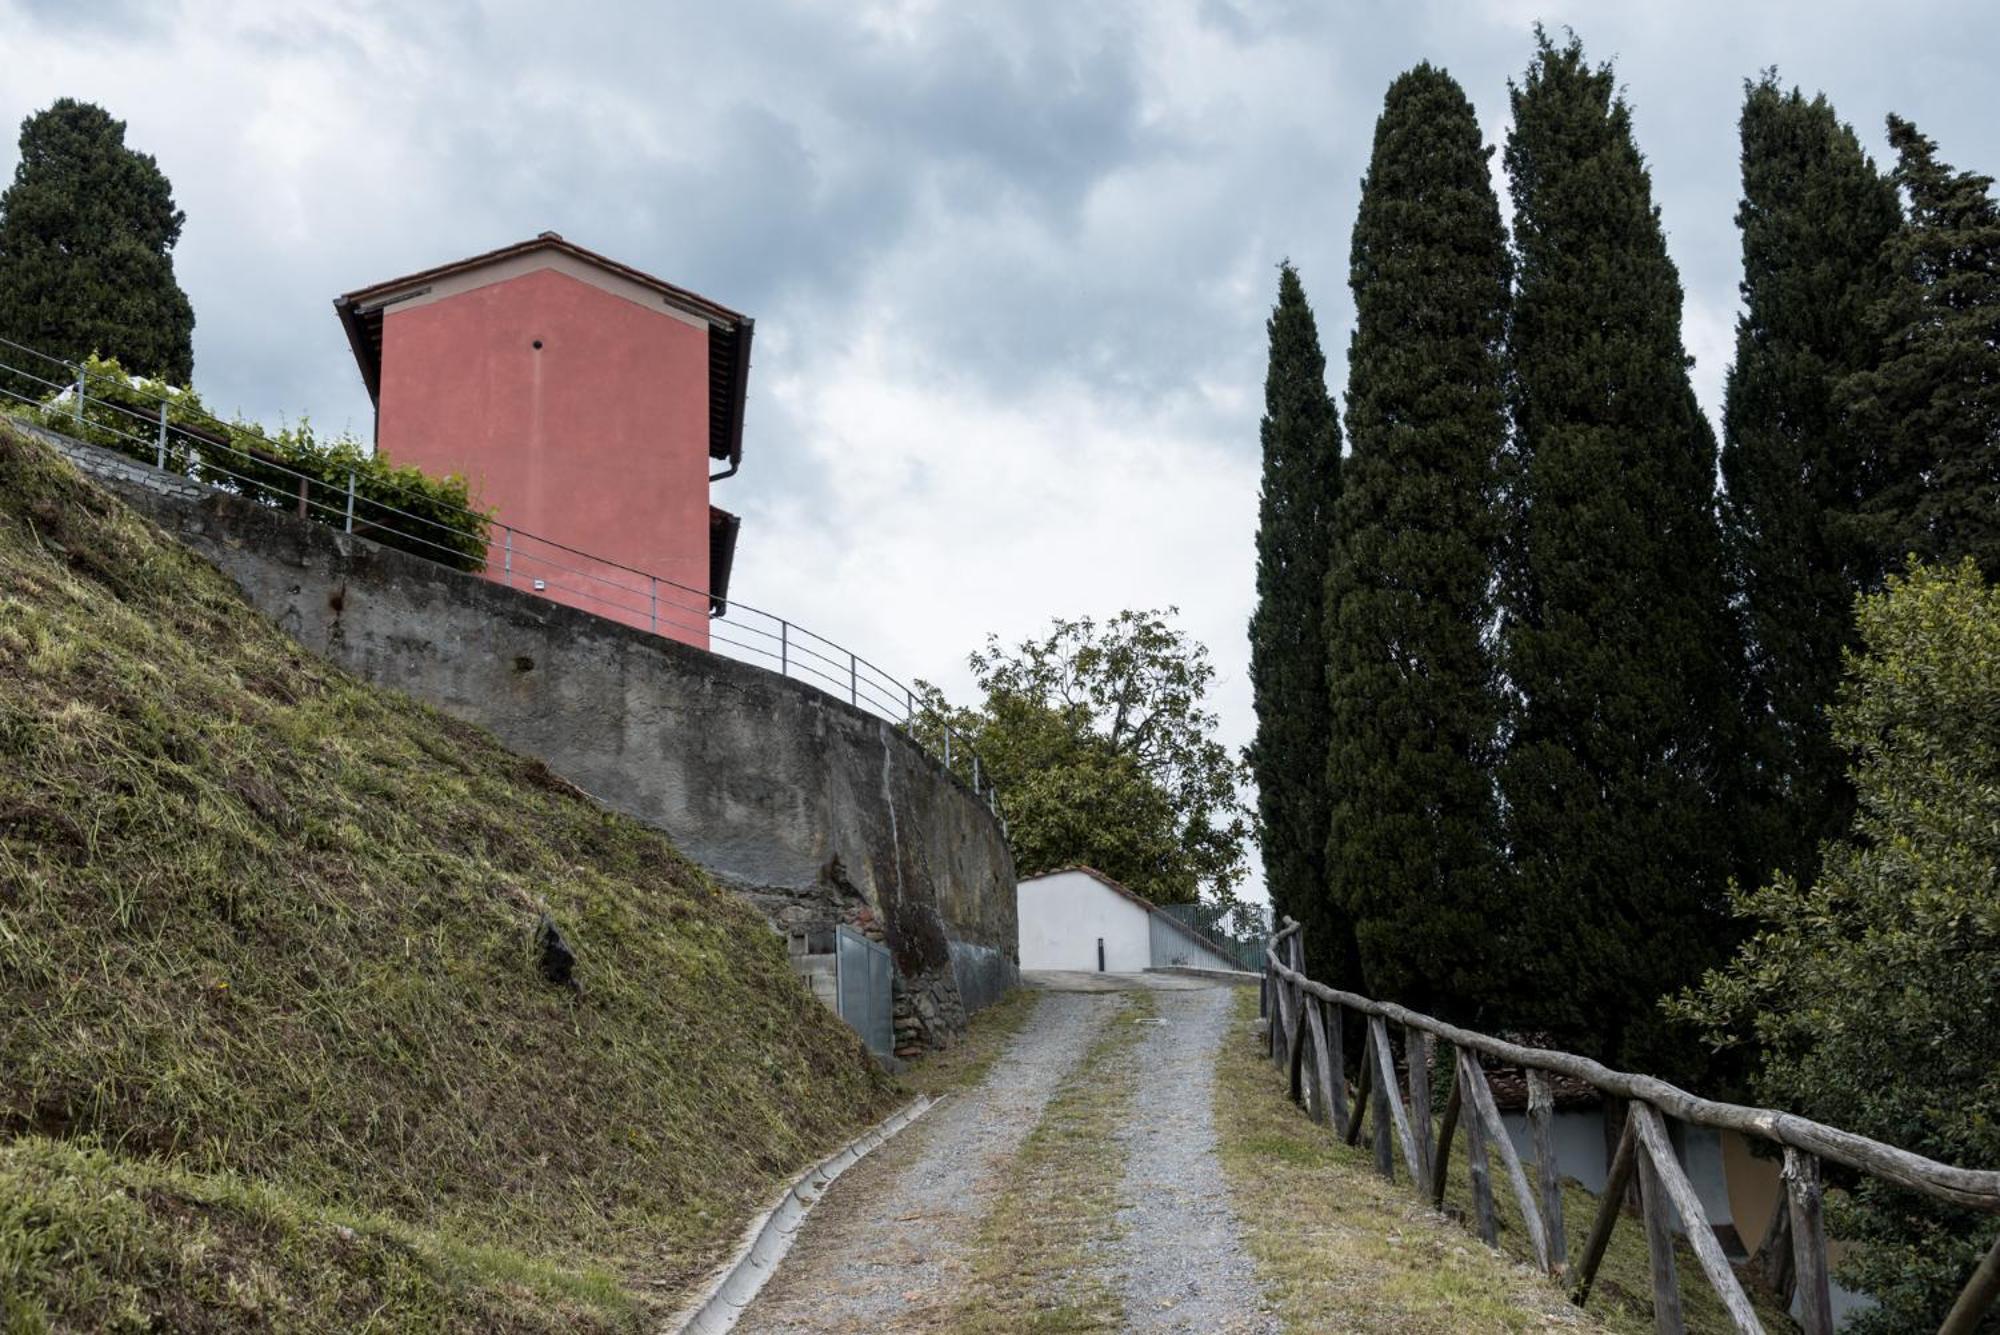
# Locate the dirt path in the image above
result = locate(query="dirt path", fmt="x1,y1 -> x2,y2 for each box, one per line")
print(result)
739,989 -> 1112,1332
1113,983 -> 1278,1332
738,975 -> 1274,1334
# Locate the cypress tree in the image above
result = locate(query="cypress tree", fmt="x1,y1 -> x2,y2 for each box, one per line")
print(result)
0,99 -> 194,389
1841,117 -> 2000,582
1248,264 -> 1347,976
1499,32 -> 1742,1074
1326,64 -> 1509,1021
1720,77 -> 1901,890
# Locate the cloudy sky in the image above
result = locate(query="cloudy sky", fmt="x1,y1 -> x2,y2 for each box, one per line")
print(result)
5,0 -> 1998,901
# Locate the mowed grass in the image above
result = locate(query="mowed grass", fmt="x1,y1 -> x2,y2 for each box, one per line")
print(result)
1215,988 -> 1798,1334
953,990 -> 1153,1333
0,425 -> 895,1329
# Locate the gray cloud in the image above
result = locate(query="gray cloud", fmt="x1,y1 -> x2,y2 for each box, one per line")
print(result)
4,0 -> 2000,905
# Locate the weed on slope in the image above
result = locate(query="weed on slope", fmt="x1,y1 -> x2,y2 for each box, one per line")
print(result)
0,425 -> 894,1328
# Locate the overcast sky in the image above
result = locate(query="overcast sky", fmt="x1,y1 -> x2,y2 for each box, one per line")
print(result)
6,0 -> 1998,903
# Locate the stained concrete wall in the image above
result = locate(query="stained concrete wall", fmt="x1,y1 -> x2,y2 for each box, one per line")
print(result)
30,425 -> 1016,1045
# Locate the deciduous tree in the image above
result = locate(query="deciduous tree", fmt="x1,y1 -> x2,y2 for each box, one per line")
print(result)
918,609 -> 1248,908
1675,561 -> 2000,1332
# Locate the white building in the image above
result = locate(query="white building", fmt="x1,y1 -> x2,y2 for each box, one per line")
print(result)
1016,867 -> 1243,973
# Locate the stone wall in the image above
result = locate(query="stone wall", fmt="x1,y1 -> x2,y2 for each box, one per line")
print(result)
35,426 -> 1017,1046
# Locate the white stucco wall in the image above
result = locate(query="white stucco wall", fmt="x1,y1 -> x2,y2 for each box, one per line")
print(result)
1017,870 -> 1153,971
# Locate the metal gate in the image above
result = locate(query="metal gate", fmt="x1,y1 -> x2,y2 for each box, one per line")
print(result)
835,925 -> 894,1057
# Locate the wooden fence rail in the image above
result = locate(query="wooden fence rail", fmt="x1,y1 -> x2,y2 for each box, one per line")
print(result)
1259,917 -> 2000,1335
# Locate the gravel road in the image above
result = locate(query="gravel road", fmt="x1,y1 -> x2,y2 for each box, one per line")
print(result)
738,989 -> 1112,1332
735,976 -> 1273,1333
1113,982 -> 1279,1332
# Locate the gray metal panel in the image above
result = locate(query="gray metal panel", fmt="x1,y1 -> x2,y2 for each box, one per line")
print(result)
835,925 -> 894,1056
948,939 -> 1018,1015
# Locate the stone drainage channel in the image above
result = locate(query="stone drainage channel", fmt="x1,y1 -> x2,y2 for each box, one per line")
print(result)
701,972 -> 1276,1334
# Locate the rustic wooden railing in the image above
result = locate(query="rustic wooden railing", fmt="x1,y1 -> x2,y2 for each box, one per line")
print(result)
1260,917 -> 2000,1334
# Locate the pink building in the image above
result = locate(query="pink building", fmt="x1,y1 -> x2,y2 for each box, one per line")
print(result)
334,233 -> 752,650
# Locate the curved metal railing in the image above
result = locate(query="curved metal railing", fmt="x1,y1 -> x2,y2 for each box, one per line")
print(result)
0,335 -> 1003,819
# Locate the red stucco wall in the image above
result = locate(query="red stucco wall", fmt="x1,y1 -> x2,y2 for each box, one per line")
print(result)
375,266 -> 713,648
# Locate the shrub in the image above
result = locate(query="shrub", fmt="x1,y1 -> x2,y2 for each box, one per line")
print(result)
1674,559 -> 2000,1331
22,353 -> 489,570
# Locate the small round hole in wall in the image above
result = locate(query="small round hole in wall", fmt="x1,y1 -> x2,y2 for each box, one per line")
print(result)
531,339 -> 544,350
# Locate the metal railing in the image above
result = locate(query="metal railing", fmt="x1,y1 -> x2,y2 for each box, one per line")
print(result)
0,335 -> 1004,820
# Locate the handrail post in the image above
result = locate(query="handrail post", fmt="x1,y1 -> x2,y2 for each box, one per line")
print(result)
849,651 -> 858,706
944,730 -> 953,770
72,364 -> 84,427
156,399 -> 169,469
344,470 -> 356,532
780,620 -> 789,675
503,526 -> 513,580
972,753 -> 981,793
906,687 -> 914,725
649,577 -> 658,633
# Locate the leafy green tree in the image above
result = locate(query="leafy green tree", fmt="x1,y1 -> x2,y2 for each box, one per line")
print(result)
1674,561 -> 2000,1333
1247,264 -> 1346,972
1841,117 -> 2000,582
1721,77 -> 1902,892
1498,31 -> 1744,1076
919,609 -> 1248,907
1326,64 -> 1509,1020
0,99 -> 194,389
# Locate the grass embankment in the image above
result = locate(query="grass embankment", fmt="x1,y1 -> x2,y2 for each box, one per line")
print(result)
953,991 -> 1154,1332
1215,988 -> 1794,1333
0,425 -> 895,1330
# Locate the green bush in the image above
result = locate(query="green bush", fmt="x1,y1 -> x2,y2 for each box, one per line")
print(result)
1674,559 -> 2000,1332
21,353 -> 489,570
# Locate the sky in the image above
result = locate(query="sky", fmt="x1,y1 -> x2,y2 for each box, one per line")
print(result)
4,0 -> 1999,905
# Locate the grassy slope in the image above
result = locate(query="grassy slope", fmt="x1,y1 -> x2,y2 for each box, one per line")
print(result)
0,425 -> 895,1330
1215,988 -> 1795,1333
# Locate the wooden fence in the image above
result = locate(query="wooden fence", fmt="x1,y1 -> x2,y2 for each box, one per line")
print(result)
1260,918 -> 2000,1334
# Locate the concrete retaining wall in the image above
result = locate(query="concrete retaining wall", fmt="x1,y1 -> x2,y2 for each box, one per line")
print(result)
31,424 -> 1017,1046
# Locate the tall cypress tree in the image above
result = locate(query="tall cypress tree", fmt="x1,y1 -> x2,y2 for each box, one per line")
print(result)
1248,264 -> 1346,975
1326,64 -> 1509,1021
1721,78 -> 1901,891
0,99 -> 194,387
1841,117 -> 2000,582
1499,32 -> 1743,1075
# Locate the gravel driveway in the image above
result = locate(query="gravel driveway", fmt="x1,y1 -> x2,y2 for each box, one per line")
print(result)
735,975 -> 1273,1333
738,989 -> 1112,1332
1113,982 -> 1279,1332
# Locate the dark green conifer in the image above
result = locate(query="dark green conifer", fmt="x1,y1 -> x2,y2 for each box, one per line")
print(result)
0,99 -> 194,389
1326,64 -> 1508,1020
1721,78 -> 1901,890
1248,264 -> 1346,976
1498,32 -> 1743,1074
1841,117 -> 2000,582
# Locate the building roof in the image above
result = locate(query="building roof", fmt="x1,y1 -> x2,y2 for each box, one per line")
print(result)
332,232 -> 754,469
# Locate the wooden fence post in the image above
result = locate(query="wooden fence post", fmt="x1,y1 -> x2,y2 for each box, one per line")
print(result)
1634,1130 -> 1688,1335
1368,1015 -> 1422,1184
1459,1050 -> 1499,1247
1431,1056 -> 1462,1211
1783,1148 -> 1833,1335
1941,1232 -> 2000,1335
1572,1114 -> 1637,1306
1528,1069 -> 1568,1279
1630,1104 -> 1760,1333
1304,996 -> 1341,1130
1410,1029 -> 1436,1192
1458,1047 -> 1552,1272
1367,1022 -> 1396,1180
